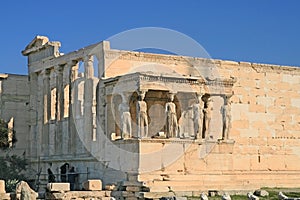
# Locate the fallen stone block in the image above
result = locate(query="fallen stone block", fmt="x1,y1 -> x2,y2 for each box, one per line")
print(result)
278,192 -> 300,200
208,190 -> 220,197
175,197 -> 187,200
149,186 -> 169,192
200,192 -> 208,200
222,193 -> 231,200
0,193 -> 10,200
82,179 -> 102,191
102,197 -> 116,200
16,181 -> 38,200
0,180 -> 5,193
160,197 -> 175,200
247,192 -> 259,200
126,186 -> 141,192
254,189 -> 269,197
279,192 -> 289,200
47,182 -> 70,192
105,184 -> 117,191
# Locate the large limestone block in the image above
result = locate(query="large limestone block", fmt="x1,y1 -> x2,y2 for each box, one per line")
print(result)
82,179 -> 102,191
149,186 -> 169,192
0,180 -> 5,193
16,181 -> 38,200
47,182 -> 70,192
0,193 -> 10,200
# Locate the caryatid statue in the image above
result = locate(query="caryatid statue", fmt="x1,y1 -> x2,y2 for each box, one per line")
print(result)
118,93 -> 132,138
221,95 -> 232,140
136,91 -> 148,138
192,93 -> 204,139
203,97 -> 212,139
165,93 -> 178,138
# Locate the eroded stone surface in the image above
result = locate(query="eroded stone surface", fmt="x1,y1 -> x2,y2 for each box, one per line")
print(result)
82,180 -> 102,191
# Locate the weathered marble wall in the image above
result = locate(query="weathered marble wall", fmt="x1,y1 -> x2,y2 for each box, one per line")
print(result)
0,74 -> 29,155
19,36 -> 300,192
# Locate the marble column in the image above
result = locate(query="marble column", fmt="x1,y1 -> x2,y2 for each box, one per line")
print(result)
83,55 -> 94,150
68,60 -> 78,154
61,63 -> 70,155
42,69 -> 51,156
49,69 -> 57,155
55,66 -> 64,155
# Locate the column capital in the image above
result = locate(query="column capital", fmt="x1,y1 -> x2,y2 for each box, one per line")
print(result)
84,55 -> 94,79
40,69 -> 51,78
138,90 -> 148,95
67,60 -> 78,67
54,65 -> 64,73
83,55 -> 94,63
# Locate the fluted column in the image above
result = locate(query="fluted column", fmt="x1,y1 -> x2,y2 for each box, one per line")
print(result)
49,69 -> 57,155
42,69 -> 51,156
83,55 -> 94,149
55,66 -> 64,154
61,63 -> 71,155
68,60 -> 79,154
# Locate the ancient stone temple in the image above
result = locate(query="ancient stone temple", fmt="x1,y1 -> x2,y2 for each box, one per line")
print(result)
1,35 -> 300,193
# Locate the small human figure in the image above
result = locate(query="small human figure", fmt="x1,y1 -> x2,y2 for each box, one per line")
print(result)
203,97 -> 213,139
221,96 -> 231,140
192,94 -> 204,139
165,93 -> 178,138
137,91 -> 148,138
118,95 -> 132,138
60,163 -> 69,182
68,166 -> 78,191
47,168 -> 56,183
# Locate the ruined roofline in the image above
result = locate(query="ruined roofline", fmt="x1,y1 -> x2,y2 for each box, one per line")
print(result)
0,73 -> 27,78
21,35 -> 61,56
0,74 -> 8,79
24,36 -> 300,74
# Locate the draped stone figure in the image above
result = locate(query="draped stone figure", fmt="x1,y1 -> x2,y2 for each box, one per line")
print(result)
192,94 -> 204,139
221,95 -> 231,140
165,93 -> 178,138
119,94 -> 132,138
137,91 -> 148,138
203,97 -> 212,139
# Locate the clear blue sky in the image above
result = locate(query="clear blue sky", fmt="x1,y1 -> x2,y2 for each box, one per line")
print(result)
0,0 -> 299,74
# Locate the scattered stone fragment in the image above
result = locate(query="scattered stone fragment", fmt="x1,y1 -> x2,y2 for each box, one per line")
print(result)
254,189 -> 269,197
209,190 -> 219,197
222,193 -> 231,200
200,192 -> 208,200
175,197 -> 188,200
105,184 -> 117,191
247,192 -> 259,200
15,181 -> 38,200
279,192 -> 289,200
278,192 -> 300,200
160,197 -> 176,200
